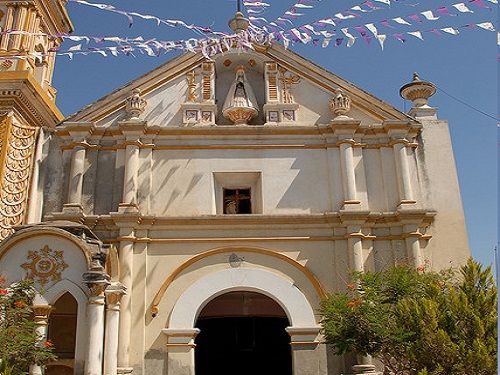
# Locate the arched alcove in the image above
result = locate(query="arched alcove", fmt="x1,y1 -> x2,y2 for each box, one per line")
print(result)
46,292 -> 77,375
195,291 -> 292,375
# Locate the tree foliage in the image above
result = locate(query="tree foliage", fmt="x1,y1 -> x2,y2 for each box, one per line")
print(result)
320,259 -> 497,375
0,277 -> 56,375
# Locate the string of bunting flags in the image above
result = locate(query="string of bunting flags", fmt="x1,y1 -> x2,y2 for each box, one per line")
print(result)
0,0 -> 495,61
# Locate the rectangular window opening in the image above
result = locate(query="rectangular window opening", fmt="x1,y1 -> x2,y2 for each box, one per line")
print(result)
223,188 -> 252,214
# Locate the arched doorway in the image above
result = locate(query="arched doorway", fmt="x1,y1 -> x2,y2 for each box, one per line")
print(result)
46,292 -> 78,375
195,291 -> 292,375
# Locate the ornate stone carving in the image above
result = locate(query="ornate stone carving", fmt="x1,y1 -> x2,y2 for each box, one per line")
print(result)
399,72 -> 436,107
0,117 -> 37,240
330,88 -> 352,119
125,88 -> 147,119
21,245 -> 68,286
278,67 -> 300,104
186,70 -> 198,102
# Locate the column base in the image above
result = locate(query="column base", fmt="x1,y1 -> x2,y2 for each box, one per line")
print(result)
352,364 -> 380,374
118,203 -> 139,214
117,367 -> 134,375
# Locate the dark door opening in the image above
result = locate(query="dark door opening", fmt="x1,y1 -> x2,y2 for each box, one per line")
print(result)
195,292 -> 292,375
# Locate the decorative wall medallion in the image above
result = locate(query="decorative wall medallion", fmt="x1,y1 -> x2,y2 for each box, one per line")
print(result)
268,111 -> 279,122
282,110 -> 296,121
21,245 -> 68,286
185,110 -> 198,122
201,111 -> 212,123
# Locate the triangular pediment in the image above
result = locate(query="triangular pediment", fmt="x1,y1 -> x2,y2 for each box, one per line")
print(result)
64,43 -> 411,127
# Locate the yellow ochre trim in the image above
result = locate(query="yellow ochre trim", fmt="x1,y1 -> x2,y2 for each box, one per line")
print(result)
150,246 -> 327,316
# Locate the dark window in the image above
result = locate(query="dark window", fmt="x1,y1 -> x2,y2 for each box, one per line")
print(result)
223,188 -> 251,214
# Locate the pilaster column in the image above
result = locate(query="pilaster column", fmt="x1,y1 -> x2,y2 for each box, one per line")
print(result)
331,121 -> 362,209
84,270 -> 110,375
63,123 -> 95,215
116,228 -> 135,374
392,140 -> 415,205
29,305 -> 52,375
385,123 -> 417,207
0,5 -> 15,50
104,283 -> 127,375
117,122 -> 146,214
403,224 -> 423,267
11,4 -> 28,51
285,327 -> 323,375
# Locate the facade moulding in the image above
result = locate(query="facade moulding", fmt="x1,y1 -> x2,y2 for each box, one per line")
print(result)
149,246 -> 328,317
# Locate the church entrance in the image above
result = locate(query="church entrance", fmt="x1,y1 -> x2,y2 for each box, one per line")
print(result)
195,291 -> 292,375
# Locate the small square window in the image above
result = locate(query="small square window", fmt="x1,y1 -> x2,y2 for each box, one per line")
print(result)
223,188 -> 252,214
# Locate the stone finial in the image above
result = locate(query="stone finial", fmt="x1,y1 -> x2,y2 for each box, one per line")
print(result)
330,88 -> 352,119
228,11 -> 250,33
399,72 -> 436,108
125,88 -> 147,119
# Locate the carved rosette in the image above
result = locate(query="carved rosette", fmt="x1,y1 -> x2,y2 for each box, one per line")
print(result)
125,88 -> 147,119
330,88 -> 352,119
21,245 -> 68,286
0,118 -> 37,240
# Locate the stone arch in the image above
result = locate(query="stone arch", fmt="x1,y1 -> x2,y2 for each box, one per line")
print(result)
151,246 -> 326,316
0,226 -> 93,268
167,268 -> 318,329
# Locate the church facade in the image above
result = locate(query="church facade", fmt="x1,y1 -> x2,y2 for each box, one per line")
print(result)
0,2 -> 470,375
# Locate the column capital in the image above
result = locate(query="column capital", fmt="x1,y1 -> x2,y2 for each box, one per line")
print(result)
162,328 -> 200,347
105,282 -> 127,307
285,326 -> 321,347
117,120 -> 147,141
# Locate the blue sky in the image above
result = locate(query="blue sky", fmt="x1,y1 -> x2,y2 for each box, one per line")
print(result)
52,0 -> 498,266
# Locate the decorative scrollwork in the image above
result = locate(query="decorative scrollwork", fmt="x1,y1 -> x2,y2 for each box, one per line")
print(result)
0,118 -> 37,240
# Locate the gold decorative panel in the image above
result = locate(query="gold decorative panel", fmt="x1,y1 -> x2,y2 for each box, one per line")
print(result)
0,116 -> 37,240
21,245 -> 68,286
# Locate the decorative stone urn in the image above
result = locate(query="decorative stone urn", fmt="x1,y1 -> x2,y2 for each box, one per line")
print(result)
399,72 -> 436,108
330,88 -> 352,119
222,66 -> 259,125
125,88 -> 147,119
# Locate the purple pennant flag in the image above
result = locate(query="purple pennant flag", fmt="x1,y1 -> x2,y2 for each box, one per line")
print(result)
363,35 -> 373,44
393,33 -> 406,43
364,1 -> 379,9
469,0 -> 490,8
408,14 -> 422,23
464,23 -> 477,29
437,7 -> 453,16
312,39 -> 320,46
354,25 -> 368,36
346,12 -> 362,18
335,37 -> 344,46
430,28 -> 442,37
380,19 -> 395,28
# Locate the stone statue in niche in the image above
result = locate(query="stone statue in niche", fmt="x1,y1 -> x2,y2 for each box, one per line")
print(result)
222,66 -> 259,125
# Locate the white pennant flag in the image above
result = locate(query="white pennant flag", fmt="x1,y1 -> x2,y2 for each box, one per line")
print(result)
441,27 -> 459,35
486,0 -> 497,3
373,0 -> 390,4
294,4 -> 314,8
68,44 -> 82,51
477,22 -> 496,32
392,17 -> 411,26
376,34 -> 386,50
341,28 -> 357,47
421,10 -> 439,21
318,18 -> 336,26
452,3 -> 474,13
407,31 -> 424,40
335,13 -> 355,20
365,23 -> 379,37
351,6 -> 369,12
322,38 -> 331,48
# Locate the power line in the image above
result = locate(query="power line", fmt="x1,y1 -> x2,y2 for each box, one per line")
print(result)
436,86 -> 499,122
